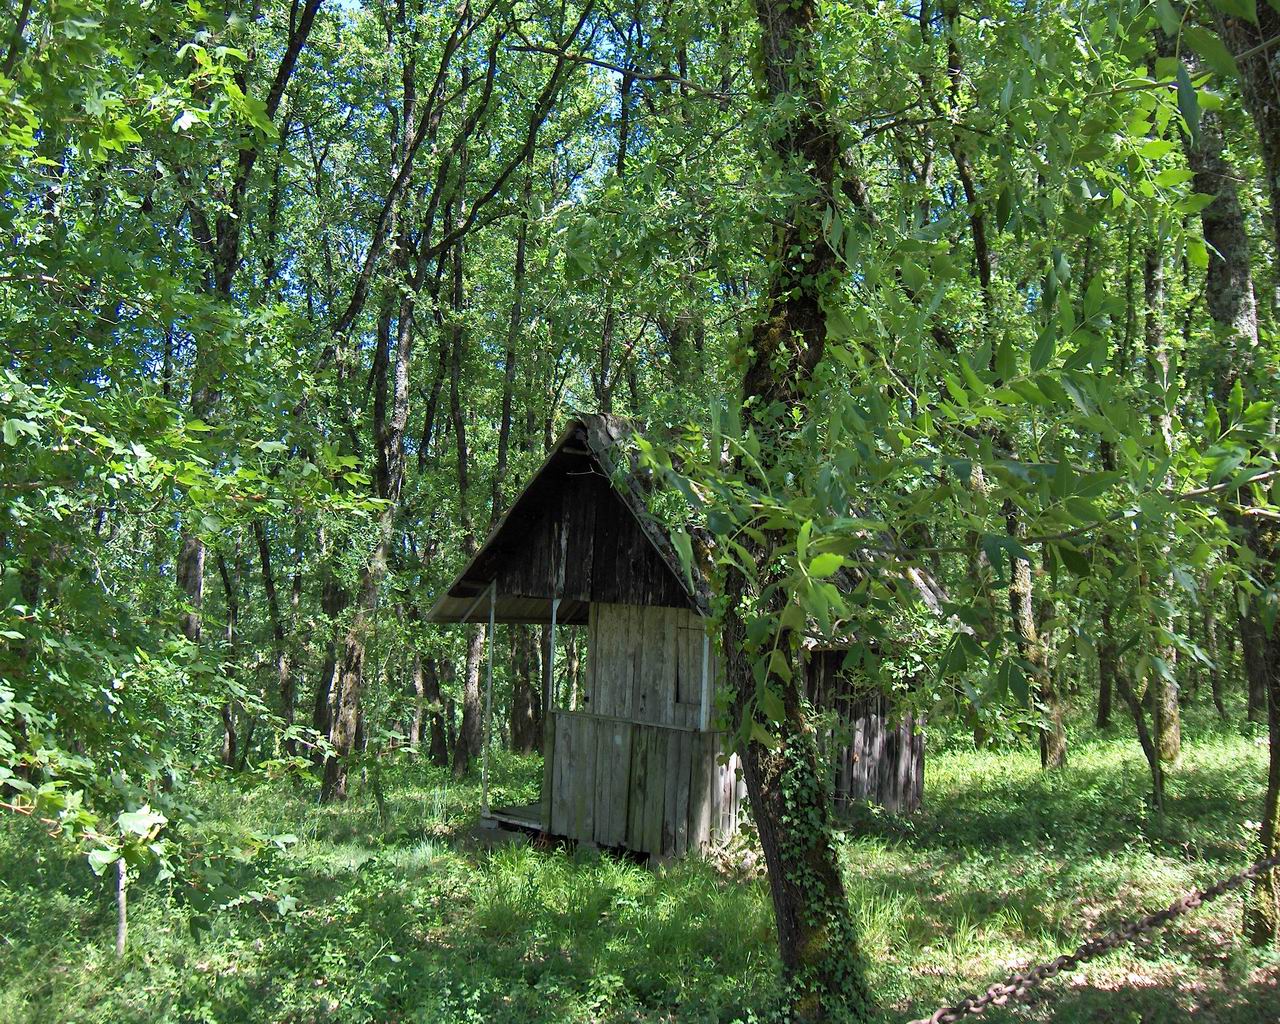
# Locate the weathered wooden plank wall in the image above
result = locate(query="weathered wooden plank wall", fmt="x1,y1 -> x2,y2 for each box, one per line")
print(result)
547,707 -> 742,856
808,651 -> 924,814
585,603 -> 713,729
471,453 -> 692,611
544,601 -> 746,858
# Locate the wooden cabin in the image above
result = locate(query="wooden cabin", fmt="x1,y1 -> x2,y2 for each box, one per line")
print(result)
426,414 -> 921,860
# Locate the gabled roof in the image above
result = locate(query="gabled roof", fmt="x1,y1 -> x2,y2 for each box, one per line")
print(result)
425,414 -> 711,625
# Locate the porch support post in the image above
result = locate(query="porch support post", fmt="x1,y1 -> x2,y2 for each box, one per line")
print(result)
549,597 -> 560,704
539,596 -> 562,832
699,632 -> 711,731
481,581 -> 496,816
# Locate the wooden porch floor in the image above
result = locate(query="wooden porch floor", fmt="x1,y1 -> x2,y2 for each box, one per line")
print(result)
482,802 -> 543,831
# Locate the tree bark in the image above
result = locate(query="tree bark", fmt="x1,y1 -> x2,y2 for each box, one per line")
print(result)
453,626 -> 485,777
1144,244 -> 1181,762
215,549 -> 240,768
322,290 -> 414,800
1007,502 -> 1066,768
1243,522 -> 1280,944
1097,604 -> 1117,729
1187,106 -> 1259,399
253,520 -> 294,754
445,172 -> 484,779
1213,11 -> 1280,939
510,626 -> 542,754
715,0 -> 875,1016
1207,603 -> 1227,721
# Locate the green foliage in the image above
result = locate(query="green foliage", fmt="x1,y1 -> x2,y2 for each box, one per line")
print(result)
2,730 -> 1278,1022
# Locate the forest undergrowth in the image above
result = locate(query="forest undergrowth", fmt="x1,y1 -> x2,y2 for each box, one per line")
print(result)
3,707 -> 1277,1024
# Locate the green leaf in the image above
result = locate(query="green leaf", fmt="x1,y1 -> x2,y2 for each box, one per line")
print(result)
1176,62 -> 1200,147
1229,378 -> 1245,423
1155,0 -> 1182,34
1209,0 -> 1257,22
766,649 -> 793,683
959,355 -> 987,395
900,257 -> 927,293
1,418 -> 36,445
808,553 -> 845,578
670,528 -> 695,592
1184,27 -> 1239,78
994,336 -> 1016,381
825,304 -> 855,340
1030,325 -> 1056,372
995,189 -> 1012,231
749,720 -> 780,749
118,806 -> 167,837
759,685 -> 785,723
88,848 -> 120,876
1154,167 -> 1194,187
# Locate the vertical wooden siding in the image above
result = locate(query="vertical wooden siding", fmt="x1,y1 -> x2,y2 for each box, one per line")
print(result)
482,456 -> 694,610
549,711 -> 742,857
546,601 -> 741,858
586,603 -> 710,729
809,651 -> 924,814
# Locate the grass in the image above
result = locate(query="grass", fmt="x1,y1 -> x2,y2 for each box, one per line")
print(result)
3,709 -> 1279,1023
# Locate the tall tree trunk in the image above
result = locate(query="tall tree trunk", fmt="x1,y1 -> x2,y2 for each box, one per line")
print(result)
253,520 -> 294,754
445,174 -> 484,779
1244,604 -> 1268,724
1206,603 -> 1227,721
453,628 -> 485,777
322,289 -> 415,801
408,652 -> 425,749
215,549 -> 240,768
424,656 -> 449,766
1213,13 -> 1280,942
313,534 -> 347,756
1116,665 -> 1166,814
1191,103 -> 1260,395
510,626 -> 541,754
1007,500 -> 1066,768
716,0 -> 874,1016
1144,245 -> 1181,762
1097,603 -> 1117,729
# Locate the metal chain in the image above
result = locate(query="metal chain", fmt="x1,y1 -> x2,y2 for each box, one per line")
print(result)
908,849 -> 1280,1024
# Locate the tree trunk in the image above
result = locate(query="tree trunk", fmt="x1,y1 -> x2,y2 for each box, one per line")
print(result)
510,626 -> 542,754
453,625 -> 485,777
1211,13 -> 1280,942
253,519 -> 294,754
1244,523 -> 1280,944
176,530 -> 205,644
715,0 -> 875,1015
1244,604 -> 1267,724
322,287 -> 415,800
1007,502 -> 1066,768
1116,666 -> 1165,814
409,652 -> 425,749
1207,604 -> 1227,721
1097,605 -> 1117,729
423,656 -> 449,766
215,549 -> 240,768
312,544 -> 348,757
1143,244 -> 1181,763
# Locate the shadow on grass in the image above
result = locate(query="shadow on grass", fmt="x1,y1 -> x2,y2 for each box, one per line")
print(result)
900,962 -> 1280,1024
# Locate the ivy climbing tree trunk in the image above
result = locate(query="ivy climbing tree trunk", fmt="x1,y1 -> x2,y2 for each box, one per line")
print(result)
448,210 -> 485,779
714,0 -> 874,1018
1212,11 -> 1280,944
1144,243 -> 1181,763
